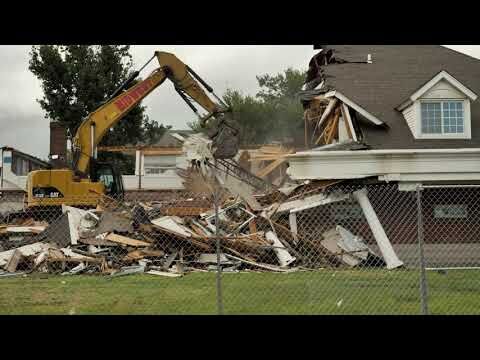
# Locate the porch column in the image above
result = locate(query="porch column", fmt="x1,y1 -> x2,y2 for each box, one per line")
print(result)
353,188 -> 404,269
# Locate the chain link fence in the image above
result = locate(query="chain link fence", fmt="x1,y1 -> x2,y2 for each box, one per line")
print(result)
1,178 -> 479,314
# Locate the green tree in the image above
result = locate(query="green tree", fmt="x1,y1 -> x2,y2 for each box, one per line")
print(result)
191,67 -> 307,146
29,45 -> 167,174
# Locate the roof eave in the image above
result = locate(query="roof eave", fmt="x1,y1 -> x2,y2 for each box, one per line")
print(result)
324,90 -> 388,128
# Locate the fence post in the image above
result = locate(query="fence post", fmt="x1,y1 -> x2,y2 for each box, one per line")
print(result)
213,159 -> 224,315
416,185 -> 429,315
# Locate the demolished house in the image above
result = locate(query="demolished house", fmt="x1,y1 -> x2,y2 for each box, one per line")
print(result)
290,45 -> 480,265
3,45 -> 480,278
0,130 -> 394,277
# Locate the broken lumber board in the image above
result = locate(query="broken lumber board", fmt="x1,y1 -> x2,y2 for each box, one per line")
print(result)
78,237 -> 117,246
265,231 -> 296,267
5,225 -> 47,234
145,224 -> 212,251
0,242 -> 56,267
146,270 -> 183,277
249,219 -> 257,234
105,233 -> 151,247
224,254 -> 290,272
255,158 -> 286,179
5,249 -> 24,273
151,216 -> 199,238
313,98 -> 338,135
269,192 -> 350,215
340,103 -> 357,141
325,108 -> 341,144
190,223 -> 210,237
123,249 -> 165,262
314,107 -> 341,145
289,213 -> 298,244
314,124 -> 329,145
224,247 -> 258,263
60,247 -> 103,262
159,206 -> 212,217
287,180 -> 343,200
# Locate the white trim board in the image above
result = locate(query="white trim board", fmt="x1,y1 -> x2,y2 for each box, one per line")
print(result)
286,148 -> 480,182
324,90 -> 385,126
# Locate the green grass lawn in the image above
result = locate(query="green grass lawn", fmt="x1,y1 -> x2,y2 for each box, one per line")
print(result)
0,269 -> 478,315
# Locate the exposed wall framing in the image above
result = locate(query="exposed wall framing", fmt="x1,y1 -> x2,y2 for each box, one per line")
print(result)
303,98 -> 361,148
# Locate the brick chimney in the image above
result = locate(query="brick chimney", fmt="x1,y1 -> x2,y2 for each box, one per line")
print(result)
49,121 -> 67,168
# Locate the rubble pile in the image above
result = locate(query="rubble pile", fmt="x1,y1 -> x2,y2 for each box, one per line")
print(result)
0,168 -> 402,277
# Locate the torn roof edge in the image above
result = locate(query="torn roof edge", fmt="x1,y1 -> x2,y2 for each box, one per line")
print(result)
324,91 -> 387,127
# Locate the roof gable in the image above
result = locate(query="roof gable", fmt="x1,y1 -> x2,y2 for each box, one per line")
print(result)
411,70 -> 477,101
397,70 -> 478,111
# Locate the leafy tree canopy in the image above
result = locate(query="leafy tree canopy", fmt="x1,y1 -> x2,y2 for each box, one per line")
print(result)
191,67 -> 307,147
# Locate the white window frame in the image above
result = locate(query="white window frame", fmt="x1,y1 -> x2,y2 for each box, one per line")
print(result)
414,99 -> 471,139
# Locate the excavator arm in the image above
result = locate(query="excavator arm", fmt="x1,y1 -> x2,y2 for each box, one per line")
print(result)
72,51 -> 232,176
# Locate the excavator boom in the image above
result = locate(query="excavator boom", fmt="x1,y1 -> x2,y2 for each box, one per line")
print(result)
73,51 -> 231,176
26,51 -> 238,209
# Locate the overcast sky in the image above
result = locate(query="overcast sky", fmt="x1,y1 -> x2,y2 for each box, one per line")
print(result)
0,45 -> 478,159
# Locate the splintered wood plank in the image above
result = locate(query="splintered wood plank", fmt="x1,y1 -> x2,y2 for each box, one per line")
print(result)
105,233 -> 151,247
322,107 -> 342,144
6,249 -> 23,273
146,270 -> 183,277
160,207 -> 211,216
224,254 -> 290,272
255,158 -> 286,178
6,226 -> 47,234
123,249 -> 164,262
249,219 -> 257,234
340,103 -> 353,140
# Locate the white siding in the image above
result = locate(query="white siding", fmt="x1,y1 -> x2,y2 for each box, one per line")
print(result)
125,152 -> 187,191
402,104 -> 416,136
122,173 -> 184,191
422,79 -> 465,99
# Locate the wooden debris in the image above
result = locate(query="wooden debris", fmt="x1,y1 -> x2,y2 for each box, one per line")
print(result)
123,249 -> 165,262
0,242 -> 56,267
5,249 -> 24,273
79,236 -> 117,247
105,233 -> 151,247
255,158 -> 287,179
224,254 -> 291,272
146,270 -> 183,277
151,216 -> 199,238
4,225 -> 47,234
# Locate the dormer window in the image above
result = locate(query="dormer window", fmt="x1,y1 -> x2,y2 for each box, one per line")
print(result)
397,70 -> 477,140
421,100 -> 464,135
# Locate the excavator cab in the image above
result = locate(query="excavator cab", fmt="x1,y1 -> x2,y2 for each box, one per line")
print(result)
90,162 -> 124,201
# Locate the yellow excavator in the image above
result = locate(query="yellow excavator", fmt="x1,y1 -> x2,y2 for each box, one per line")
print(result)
25,51 -> 238,209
